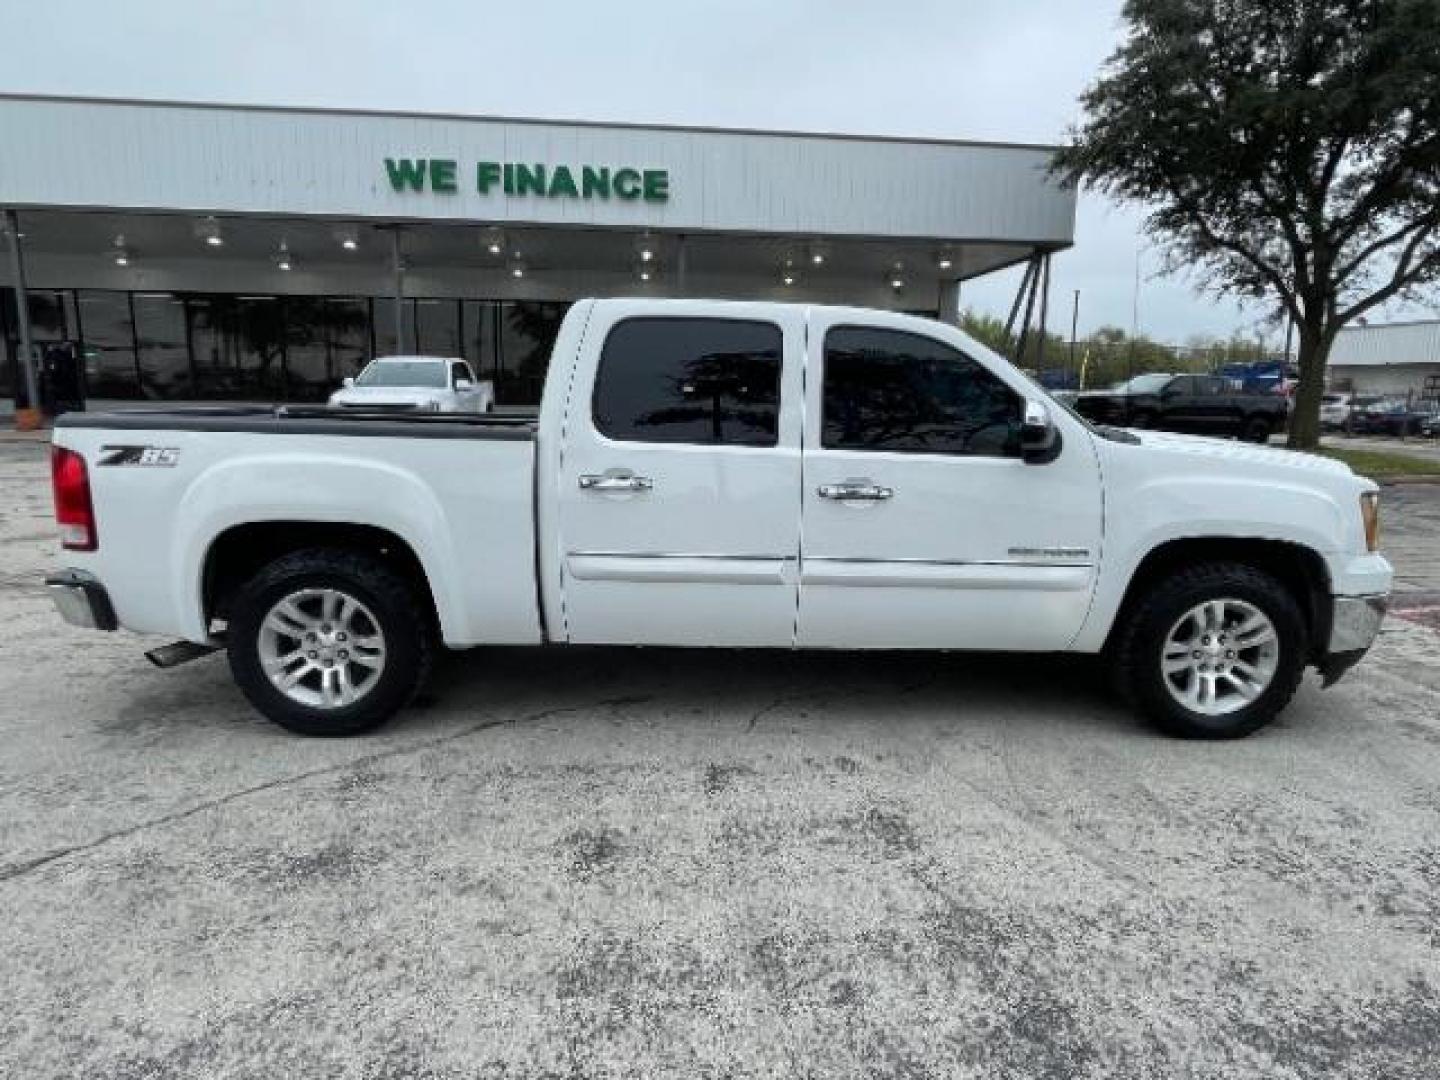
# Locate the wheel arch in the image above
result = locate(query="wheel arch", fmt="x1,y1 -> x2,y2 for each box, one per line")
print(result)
202,521 -> 442,639
1101,536 -> 1332,661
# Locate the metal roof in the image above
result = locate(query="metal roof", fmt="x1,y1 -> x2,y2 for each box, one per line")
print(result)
1331,320 -> 1440,367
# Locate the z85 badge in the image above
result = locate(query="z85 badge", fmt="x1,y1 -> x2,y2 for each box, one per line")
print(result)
98,445 -> 180,467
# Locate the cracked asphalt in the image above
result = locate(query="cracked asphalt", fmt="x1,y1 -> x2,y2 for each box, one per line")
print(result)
2,436 -> 1440,1078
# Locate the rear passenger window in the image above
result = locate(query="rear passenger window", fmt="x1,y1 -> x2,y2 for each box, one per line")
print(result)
822,326 -> 1021,456
593,317 -> 782,446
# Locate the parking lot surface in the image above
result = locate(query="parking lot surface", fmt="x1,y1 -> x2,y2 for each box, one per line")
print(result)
2,436 -> 1439,1079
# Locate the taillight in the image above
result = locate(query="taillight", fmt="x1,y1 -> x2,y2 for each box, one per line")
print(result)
51,445 -> 97,551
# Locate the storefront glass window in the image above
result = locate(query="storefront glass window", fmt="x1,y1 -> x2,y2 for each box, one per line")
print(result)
188,295 -> 287,400
498,301 -> 569,406
415,299 -> 461,356
328,298 -> 372,384
133,293 -> 190,399
462,301 -> 497,382
75,291 -> 142,399
372,298 -> 416,357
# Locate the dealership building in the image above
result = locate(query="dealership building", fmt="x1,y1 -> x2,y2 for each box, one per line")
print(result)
0,94 -> 1075,408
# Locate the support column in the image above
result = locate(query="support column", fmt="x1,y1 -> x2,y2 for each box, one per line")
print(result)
3,210 -> 41,423
390,227 -> 406,353
938,279 -> 962,327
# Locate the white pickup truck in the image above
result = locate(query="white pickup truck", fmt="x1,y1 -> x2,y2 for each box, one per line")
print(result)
47,298 -> 1391,739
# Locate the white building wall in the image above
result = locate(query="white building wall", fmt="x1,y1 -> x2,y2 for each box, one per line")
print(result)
0,96 -> 1075,244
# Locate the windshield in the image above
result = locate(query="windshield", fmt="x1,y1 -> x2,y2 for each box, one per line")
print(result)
1112,373 -> 1173,394
355,360 -> 447,389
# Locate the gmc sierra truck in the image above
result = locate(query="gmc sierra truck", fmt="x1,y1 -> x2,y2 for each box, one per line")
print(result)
46,298 -> 1391,740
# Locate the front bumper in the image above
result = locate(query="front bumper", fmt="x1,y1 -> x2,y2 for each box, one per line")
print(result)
46,569 -> 118,631
1318,593 -> 1388,687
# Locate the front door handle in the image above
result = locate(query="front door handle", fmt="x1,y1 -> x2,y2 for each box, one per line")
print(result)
579,473 -> 654,492
818,481 -> 894,501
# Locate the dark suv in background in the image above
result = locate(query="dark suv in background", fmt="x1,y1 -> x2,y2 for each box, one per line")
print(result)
1072,373 -> 1288,443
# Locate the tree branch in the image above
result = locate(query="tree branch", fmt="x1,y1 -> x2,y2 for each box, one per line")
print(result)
1336,228 -> 1440,325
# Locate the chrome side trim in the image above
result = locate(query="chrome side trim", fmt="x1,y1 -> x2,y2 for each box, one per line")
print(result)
800,559 -> 1091,591
566,553 -> 792,585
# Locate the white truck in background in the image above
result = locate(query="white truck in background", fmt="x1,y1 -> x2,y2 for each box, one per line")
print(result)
328,355 -> 495,413
47,298 -> 1390,739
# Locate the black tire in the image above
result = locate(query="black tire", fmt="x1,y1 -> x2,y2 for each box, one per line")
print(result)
1110,562 -> 1307,739
227,548 -> 433,736
1242,416 -> 1273,443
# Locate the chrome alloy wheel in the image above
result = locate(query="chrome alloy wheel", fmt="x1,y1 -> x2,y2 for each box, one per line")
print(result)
1160,598 -> 1280,716
257,588 -> 387,709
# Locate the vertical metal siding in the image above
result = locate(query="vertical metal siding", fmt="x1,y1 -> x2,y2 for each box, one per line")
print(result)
0,98 -> 1074,242
1331,321 -> 1440,367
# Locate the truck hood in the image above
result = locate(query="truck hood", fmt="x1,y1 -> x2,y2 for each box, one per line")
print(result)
327,386 -> 442,408
1135,429 -> 1353,478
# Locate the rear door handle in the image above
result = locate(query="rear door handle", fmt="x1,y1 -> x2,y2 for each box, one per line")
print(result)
818,481 -> 894,501
579,473 -> 654,492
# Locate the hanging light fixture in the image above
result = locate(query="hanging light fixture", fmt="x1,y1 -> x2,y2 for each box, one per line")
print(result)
509,252 -> 526,279
276,242 -> 293,271
197,217 -> 224,248
937,248 -> 954,271
111,234 -> 131,267
482,227 -> 506,257
634,231 -> 657,265
889,262 -> 905,290
809,243 -> 826,266
335,226 -> 359,252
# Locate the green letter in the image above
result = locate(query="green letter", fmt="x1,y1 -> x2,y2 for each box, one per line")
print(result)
642,169 -> 669,202
476,161 -> 502,194
515,163 -> 547,196
429,159 -> 458,193
548,165 -> 579,198
614,168 -> 642,199
503,163 -> 515,194
581,166 -> 610,198
385,158 -> 427,192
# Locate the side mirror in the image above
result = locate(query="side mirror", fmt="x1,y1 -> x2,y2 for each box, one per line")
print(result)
1020,399 -> 1061,465
342,377 -> 355,389
455,378 -> 474,391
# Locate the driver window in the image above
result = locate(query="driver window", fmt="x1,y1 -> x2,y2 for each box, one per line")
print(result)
450,362 -> 471,386
822,326 -> 1021,457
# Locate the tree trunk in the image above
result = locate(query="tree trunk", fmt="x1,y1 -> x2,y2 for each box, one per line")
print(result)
1286,324 -> 1333,451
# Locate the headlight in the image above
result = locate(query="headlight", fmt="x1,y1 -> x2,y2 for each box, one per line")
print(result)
1360,492 -> 1381,552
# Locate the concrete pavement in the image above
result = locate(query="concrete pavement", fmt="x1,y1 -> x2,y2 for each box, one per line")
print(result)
2,437 -> 1439,1078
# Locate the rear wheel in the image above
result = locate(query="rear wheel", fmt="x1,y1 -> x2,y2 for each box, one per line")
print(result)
1111,562 -> 1307,739
1242,416 -> 1273,443
227,548 -> 432,736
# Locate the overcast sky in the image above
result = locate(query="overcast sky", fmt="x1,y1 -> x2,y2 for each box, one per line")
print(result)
3,0 -> 1433,343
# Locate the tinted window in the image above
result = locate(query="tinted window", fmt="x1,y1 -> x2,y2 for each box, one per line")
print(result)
1197,376 -> 1229,396
450,362 -> 471,385
822,327 -> 1020,456
594,318 -> 782,446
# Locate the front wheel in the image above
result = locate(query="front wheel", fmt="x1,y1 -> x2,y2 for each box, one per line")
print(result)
227,548 -> 433,736
1110,562 -> 1307,739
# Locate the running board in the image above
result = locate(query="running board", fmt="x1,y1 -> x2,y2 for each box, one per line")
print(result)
145,641 -> 220,669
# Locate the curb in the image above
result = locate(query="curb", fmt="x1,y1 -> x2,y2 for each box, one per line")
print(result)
1375,475 -> 1440,486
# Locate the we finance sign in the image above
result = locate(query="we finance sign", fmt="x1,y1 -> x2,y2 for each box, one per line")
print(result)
384,158 -> 670,202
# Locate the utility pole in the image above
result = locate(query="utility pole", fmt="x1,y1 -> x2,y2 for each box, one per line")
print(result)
3,210 -> 40,423
1069,289 -> 1080,382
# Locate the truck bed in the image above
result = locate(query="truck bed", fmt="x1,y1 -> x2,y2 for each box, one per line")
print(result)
56,405 -> 536,440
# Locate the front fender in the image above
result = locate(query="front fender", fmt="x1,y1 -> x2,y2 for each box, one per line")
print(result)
1073,471 -> 1352,653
